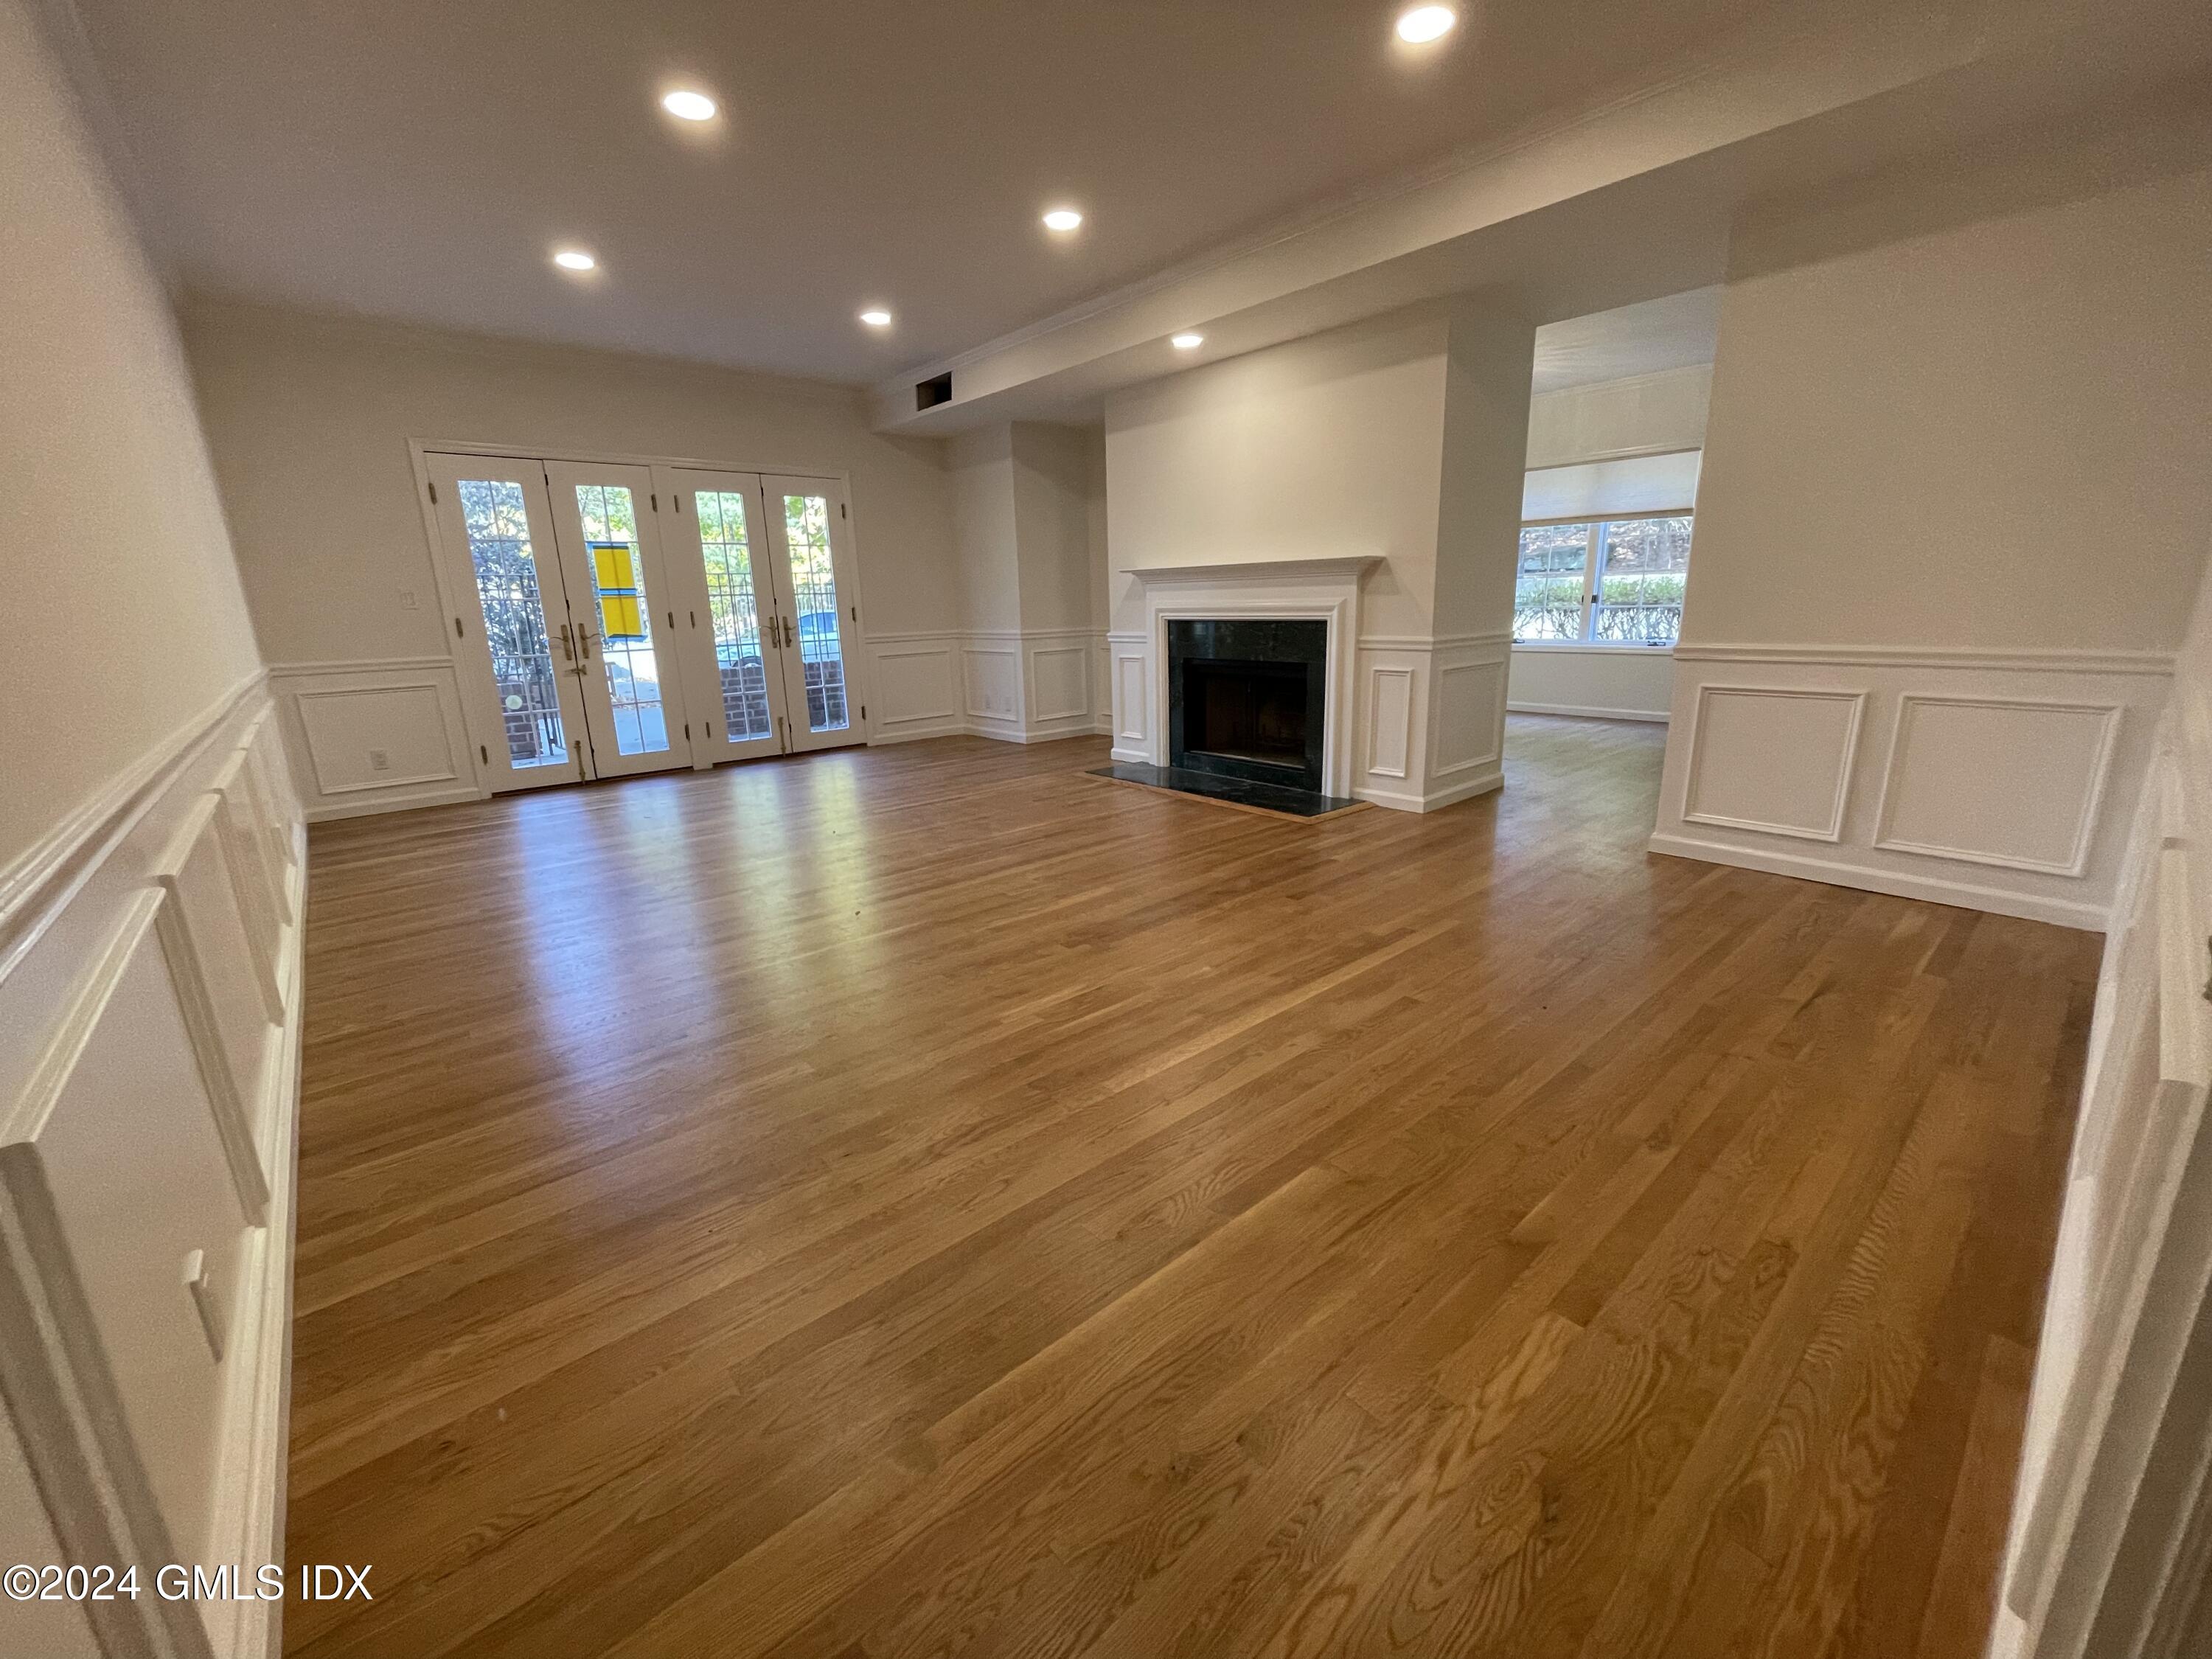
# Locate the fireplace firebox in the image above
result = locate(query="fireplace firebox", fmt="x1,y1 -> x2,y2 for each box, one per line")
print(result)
1166,619 -> 1328,792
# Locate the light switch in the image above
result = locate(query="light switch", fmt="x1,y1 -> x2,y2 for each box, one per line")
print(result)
398,588 -> 420,611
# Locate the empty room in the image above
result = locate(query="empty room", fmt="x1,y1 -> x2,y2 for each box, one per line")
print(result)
6,1 -> 2212,1657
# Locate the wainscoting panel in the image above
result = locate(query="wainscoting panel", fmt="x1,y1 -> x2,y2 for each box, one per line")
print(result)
1875,695 -> 2119,875
1028,644 -> 1091,725
961,642 -> 1023,728
268,657 -> 479,823
1682,686 -> 1864,842
1653,645 -> 2174,928
0,674 -> 306,1659
864,635 -> 962,743
1426,639 -> 1512,808
1110,634 -> 1150,762
1364,667 -> 1416,780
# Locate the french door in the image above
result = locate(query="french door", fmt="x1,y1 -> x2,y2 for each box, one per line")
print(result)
429,452 -> 693,789
430,452 -> 863,793
656,468 -> 865,761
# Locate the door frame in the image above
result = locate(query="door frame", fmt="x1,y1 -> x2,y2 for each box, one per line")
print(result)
420,452 -> 591,791
410,438 -> 873,796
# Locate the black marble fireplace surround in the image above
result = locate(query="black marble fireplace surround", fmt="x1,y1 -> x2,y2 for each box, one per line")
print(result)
1166,618 -> 1329,793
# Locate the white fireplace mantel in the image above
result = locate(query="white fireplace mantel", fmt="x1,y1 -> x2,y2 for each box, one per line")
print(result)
1121,556 -> 1383,590
1107,554 -> 1509,813
1113,557 -> 1382,799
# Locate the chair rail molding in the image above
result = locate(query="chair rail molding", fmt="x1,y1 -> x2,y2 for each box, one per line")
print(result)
1650,641 -> 2174,929
0,678 -> 306,1659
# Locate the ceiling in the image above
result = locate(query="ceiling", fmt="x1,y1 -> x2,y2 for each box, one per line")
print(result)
1531,288 -> 1720,394
69,0 -> 1789,384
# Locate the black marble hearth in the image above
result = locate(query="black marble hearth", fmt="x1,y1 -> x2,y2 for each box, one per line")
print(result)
1088,762 -> 1363,818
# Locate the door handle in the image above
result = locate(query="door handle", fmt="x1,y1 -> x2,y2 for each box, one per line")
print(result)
782,615 -> 796,648
577,627 -> 595,661
557,622 -> 574,661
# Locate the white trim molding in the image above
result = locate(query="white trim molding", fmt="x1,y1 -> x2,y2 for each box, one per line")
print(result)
1107,560 -> 1506,813
1651,643 -> 2173,928
1123,558 -> 1380,801
265,657 -> 481,823
864,629 -> 1109,746
0,682 -> 306,1659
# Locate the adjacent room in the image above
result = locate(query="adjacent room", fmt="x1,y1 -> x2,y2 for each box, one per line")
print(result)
4,2 -> 2211,1658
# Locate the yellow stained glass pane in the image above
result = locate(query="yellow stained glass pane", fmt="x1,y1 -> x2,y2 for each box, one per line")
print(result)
599,594 -> 642,640
594,543 -> 636,590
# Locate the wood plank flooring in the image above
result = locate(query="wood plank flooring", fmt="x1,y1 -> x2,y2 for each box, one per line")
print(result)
284,717 -> 2096,1658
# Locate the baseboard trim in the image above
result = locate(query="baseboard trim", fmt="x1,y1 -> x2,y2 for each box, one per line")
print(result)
303,782 -> 482,823
866,718 -> 967,746
1646,830 -> 2109,931
1357,768 -> 1504,813
1509,700 -> 1669,723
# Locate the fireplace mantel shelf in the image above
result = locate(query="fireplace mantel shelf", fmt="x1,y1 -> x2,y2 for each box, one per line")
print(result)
1121,557 -> 1382,587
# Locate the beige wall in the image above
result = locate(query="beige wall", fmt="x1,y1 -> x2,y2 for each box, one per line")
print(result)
1104,307 -> 1456,640
1683,139 -> 2212,654
181,299 -> 960,667
948,425 -> 1020,634
1651,112 -> 2212,928
1009,424 -> 1097,636
0,0 -> 262,872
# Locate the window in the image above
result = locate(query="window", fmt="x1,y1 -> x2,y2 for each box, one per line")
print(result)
1512,513 -> 1692,647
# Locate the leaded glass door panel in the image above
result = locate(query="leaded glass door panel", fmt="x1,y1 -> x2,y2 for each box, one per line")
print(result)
760,476 -> 864,754
425,453 -> 589,790
659,467 -> 786,765
543,460 -> 695,779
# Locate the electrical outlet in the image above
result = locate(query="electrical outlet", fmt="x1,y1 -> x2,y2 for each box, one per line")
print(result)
368,748 -> 391,773
398,588 -> 419,611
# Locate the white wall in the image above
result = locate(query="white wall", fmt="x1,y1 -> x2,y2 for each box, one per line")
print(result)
1105,305 -> 1457,642
939,421 -> 1103,741
1105,299 -> 1534,810
1652,116 -> 2212,928
181,297 -> 962,806
0,0 -> 262,874
1509,364 -> 1711,723
948,425 -> 1020,634
1009,425 -> 1096,636
0,9 -> 300,1655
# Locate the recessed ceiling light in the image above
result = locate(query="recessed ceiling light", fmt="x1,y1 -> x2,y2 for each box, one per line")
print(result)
1396,4 -> 1456,44
661,88 -> 717,122
1171,333 -> 1204,349
859,308 -> 893,327
552,248 -> 597,272
1042,207 -> 1084,232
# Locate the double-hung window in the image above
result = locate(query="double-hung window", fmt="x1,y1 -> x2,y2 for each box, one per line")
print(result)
1512,512 -> 1693,647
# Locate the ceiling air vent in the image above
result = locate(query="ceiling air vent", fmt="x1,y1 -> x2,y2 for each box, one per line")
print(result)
915,372 -> 953,411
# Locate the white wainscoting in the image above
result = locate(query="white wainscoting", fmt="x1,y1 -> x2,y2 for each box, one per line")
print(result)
0,675 -> 306,1659
267,657 -> 479,822
1991,567 -> 2212,1659
869,630 -> 1105,746
1350,634 -> 1512,812
862,633 -> 965,743
1651,645 -> 2174,928
1105,599 -> 1508,812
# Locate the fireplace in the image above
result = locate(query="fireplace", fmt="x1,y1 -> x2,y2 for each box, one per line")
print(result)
1167,619 -> 1328,792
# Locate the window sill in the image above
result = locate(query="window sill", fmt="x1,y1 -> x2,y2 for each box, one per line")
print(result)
1509,642 -> 1676,656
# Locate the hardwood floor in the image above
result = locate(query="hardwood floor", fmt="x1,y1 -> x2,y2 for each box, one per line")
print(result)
284,716 -> 2096,1659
